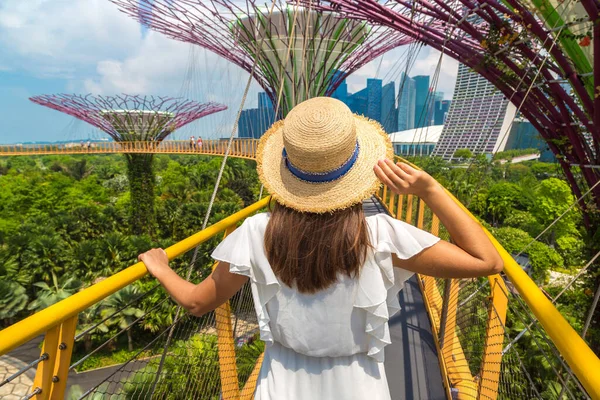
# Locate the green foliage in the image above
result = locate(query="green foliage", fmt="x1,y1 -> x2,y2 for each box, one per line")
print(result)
453,148 -> 473,159
486,182 -> 529,224
0,154 -> 259,332
503,210 -> 542,237
27,274 -> 82,312
531,178 -> 580,242
555,236 -> 586,268
492,148 -> 539,160
236,337 -> 265,387
491,227 -> 563,283
505,163 -> 534,183
0,280 -> 28,321
73,346 -> 152,372
122,334 -> 221,400
529,161 -> 559,179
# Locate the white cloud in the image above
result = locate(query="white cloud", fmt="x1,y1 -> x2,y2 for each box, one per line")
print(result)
0,0 -> 141,77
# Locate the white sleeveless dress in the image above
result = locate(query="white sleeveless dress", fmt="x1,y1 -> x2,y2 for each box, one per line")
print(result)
211,212 -> 440,400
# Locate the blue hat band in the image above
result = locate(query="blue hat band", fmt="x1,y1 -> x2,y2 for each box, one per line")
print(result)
282,141 -> 360,183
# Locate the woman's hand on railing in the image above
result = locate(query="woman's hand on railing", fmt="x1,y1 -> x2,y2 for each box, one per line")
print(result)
374,159 -> 439,199
138,248 -> 169,278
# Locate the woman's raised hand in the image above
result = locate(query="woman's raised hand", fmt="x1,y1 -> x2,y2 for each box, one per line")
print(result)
374,159 -> 438,199
138,248 -> 170,278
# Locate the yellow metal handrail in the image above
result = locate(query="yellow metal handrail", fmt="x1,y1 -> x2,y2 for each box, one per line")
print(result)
0,197 -> 269,356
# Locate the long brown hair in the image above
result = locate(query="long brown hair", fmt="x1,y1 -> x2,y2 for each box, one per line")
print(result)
264,200 -> 371,293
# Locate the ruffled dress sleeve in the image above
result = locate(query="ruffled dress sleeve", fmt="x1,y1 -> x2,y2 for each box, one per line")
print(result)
211,213 -> 279,346
358,213 -> 441,361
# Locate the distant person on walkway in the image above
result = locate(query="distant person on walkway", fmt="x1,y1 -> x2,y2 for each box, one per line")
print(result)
197,137 -> 203,150
86,140 -> 91,151
190,135 -> 196,150
139,98 -> 502,400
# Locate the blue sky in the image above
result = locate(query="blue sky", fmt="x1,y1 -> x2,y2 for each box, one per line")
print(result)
0,0 -> 458,144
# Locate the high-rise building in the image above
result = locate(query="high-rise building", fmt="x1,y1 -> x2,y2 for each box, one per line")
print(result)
381,82 -> 397,133
434,99 -> 451,125
347,87 -> 368,116
397,73 -> 416,131
432,63 -> 517,159
330,70 -> 348,104
413,75 -> 431,128
238,93 -> 276,138
366,79 -> 383,122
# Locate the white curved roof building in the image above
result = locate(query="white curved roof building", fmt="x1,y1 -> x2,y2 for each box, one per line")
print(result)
388,125 -> 444,156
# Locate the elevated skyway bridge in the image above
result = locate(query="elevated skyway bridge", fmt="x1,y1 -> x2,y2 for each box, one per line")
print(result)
0,139 -> 259,160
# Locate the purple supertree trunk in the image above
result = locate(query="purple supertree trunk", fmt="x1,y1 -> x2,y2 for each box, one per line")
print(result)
30,94 -> 227,142
109,0 -> 417,115
301,0 -> 600,227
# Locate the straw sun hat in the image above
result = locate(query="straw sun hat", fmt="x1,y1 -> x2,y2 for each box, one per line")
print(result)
257,97 -> 393,213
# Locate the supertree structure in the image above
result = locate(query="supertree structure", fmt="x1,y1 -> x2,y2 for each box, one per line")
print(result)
300,0 -> 600,228
110,0 -> 417,116
31,94 -> 227,235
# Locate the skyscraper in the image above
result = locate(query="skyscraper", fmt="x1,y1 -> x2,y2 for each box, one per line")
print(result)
397,72 -> 416,131
432,63 -> 517,160
434,99 -> 450,125
413,75 -> 430,128
366,79 -> 383,122
330,70 -> 349,104
238,93 -> 276,138
381,82 -> 398,133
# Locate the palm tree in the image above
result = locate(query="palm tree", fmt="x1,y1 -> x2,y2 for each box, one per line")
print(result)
27,273 -> 81,312
0,280 -> 29,325
98,232 -> 129,275
23,235 -> 69,283
77,303 -> 108,352
102,285 -> 144,351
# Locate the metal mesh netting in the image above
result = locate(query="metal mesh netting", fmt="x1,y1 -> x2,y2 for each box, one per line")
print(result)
375,186 -> 590,399
439,277 -> 542,399
68,237 -> 262,400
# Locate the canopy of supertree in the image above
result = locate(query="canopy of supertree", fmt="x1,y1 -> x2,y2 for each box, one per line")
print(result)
299,0 -> 600,227
110,0 -> 418,115
30,94 -> 227,142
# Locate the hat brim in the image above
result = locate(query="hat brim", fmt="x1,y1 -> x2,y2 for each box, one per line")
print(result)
256,115 -> 394,213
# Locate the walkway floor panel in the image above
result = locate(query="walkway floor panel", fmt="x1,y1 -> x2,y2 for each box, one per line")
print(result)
363,197 -> 446,400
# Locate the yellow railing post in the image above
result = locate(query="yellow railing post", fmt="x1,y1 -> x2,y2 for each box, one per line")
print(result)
417,199 -> 425,229
396,195 -> 404,220
388,194 -> 395,217
405,194 -> 414,224
440,280 -> 478,400
478,276 -> 508,399
431,214 -> 440,236
240,352 -> 264,400
31,326 -> 60,400
49,316 -> 77,400
213,226 -> 241,400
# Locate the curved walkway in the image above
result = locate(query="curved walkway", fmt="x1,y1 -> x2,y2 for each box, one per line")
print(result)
363,197 -> 446,399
